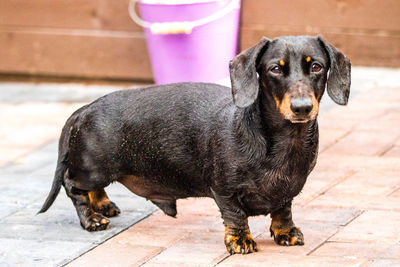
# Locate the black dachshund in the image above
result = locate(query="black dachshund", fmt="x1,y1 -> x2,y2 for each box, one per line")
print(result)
39,35 -> 350,254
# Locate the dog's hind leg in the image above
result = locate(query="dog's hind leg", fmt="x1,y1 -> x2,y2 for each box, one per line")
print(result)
88,189 -> 120,218
64,176 -> 110,231
269,201 -> 304,246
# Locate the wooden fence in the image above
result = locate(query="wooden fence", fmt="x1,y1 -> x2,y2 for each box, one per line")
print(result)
0,0 -> 399,81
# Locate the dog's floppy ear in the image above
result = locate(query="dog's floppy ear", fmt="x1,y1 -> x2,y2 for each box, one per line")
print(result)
229,37 -> 270,108
318,36 -> 351,105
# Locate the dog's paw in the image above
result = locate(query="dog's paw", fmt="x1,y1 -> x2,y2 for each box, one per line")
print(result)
270,226 -> 304,246
82,213 -> 110,232
225,233 -> 257,254
94,201 -> 120,218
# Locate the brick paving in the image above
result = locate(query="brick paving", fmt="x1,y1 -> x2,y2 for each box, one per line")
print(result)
1,67 -> 400,266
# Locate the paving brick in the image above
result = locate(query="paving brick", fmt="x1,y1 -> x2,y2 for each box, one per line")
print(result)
354,111 -> 400,135
307,168 -> 400,210
317,89 -> 396,132
323,130 -> 398,156
0,238 -> 90,267
142,231 -> 227,266
0,124 -> 58,142
67,243 -> 165,267
383,145 -> 400,158
314,154 -> 400,174
318,111 -> 359,131
321,102 -> 384,127
294,206 -> 362,227
355,87 -> 400,104
0,102 -> 84,166
389,187 -> 400,199
367,259 -> 400,267
218,253 -> 367,267
310,193 -> 400,212
294,169 -> 354,206
326,170 -> 399,197
115,226 -> 189,248
0,147 -> 31,166
328,210 -> 400,243
311,241 -> 400,261
318,127 -> 350,153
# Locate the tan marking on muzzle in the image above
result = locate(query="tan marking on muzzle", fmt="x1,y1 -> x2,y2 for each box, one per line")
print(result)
276,93 -> 293,118
309,94 -> 319,119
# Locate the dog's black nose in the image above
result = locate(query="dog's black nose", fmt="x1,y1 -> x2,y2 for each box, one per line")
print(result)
290,98 -> 313,116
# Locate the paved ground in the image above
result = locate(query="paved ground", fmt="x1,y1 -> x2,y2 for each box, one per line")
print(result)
1,67 -> 400,266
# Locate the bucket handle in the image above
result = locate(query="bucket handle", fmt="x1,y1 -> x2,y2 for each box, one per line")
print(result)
128,0 -> 240,34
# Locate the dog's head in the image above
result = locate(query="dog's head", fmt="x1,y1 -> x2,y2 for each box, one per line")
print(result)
229,36 -> 351,123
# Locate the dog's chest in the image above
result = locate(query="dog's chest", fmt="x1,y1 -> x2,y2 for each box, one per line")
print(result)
240,135 -> 318,215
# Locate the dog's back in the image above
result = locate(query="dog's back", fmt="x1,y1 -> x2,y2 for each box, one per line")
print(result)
66,83 -> 233,194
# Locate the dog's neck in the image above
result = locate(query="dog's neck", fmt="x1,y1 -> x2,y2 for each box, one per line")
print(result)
232,90 -> 318,162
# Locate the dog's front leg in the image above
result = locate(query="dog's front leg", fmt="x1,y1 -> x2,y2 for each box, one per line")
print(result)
270,201 -> 304,246
211,189 -> 257,254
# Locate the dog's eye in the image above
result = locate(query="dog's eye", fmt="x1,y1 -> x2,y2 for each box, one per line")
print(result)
311,63 -> 322,73
270,66 -> 282,74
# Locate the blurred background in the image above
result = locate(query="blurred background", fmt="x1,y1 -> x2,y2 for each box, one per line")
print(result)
0,0 -> 399,83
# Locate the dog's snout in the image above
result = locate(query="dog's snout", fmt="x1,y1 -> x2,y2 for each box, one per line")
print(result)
290,97 -> 313,116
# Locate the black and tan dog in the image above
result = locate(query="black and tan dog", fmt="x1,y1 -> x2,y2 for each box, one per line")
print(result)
39,35 -> 350,254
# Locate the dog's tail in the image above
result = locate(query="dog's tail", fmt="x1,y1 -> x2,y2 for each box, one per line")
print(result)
37,153 -> 67,214
37,125 -> 71,214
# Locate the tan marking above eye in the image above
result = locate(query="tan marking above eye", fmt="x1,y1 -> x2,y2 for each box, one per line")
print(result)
306,56 -> 311,62
279,60 -> 285,66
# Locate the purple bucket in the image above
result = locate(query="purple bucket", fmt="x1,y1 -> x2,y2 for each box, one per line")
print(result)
129,0 -> 241,84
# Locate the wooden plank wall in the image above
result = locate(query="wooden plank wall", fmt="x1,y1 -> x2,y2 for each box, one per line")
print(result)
0,0 -> 399,81
241,0 -> 400,68
0,0 -> 152,80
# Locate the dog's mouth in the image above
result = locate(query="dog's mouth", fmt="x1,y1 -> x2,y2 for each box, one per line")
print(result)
290,118 -> 310,123
287,113 -> 318,124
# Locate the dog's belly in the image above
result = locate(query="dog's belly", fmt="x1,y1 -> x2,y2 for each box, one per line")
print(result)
118,175 -> 210,201
119,175 -> 178,201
